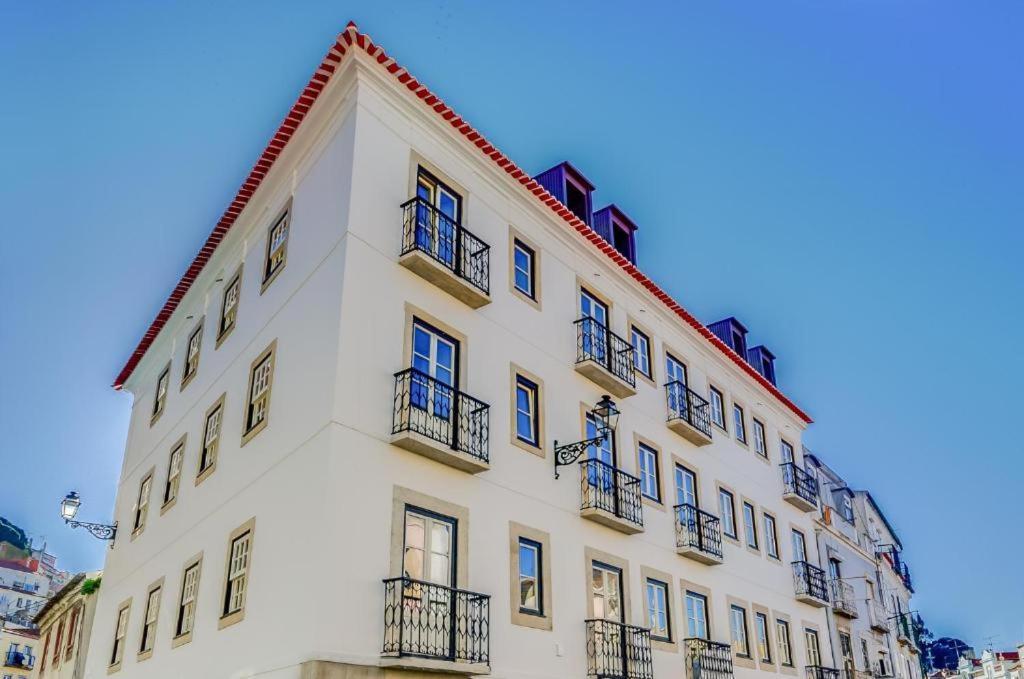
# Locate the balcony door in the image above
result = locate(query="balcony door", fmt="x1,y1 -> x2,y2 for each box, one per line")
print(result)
666,354 -> 688,414
585,411 -> 617,501
402,508 -> 456,657
685,591 -> 709,640
791,529 -> 808,563
675,464 -> 698,507
592,562 -> 624,622
411,321 -> 458,420
580,289 -> 609,363
805,628 -> 822,667
416,169 -> 460,267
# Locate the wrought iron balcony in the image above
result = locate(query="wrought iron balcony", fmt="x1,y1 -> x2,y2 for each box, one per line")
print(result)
381,577 -> 490,673
830,580 -> 859,618
899,563 -> 914,592
675,503 -> 724,564
586,618 -> 654,679
391,368 -> 490,473
807,666 -> 841,679
685,638 -> 734,679
574,317 -> 637,398
399,197 -> 490,308
4,651 -> 34,669
868,599 -> 891,633
579,459 -> 644,534
780,462 -> 818,512
665,381 -> 713,445
792,561 -> 829,607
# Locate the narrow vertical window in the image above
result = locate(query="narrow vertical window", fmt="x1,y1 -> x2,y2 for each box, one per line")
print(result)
139,587 -> 161,654
518,538 -> 542,614
780,439 -> 795,464
223,530 -> 252,619
176,563 -> 200,638
217,268 -> 242,343
630,327 -> 651,377
755,612 -> 772,662
764,513 -> 779,559
730,605 -> 750,657
199,399 -> 223,477
743,502 -> 758,549
709,387 -> 726,429
151,365 -> 170,425
262,209 -> 290,288
753,419 -> 767,457
512,239 -> 536,299
109,604 -> 129,667
637,443 -> 660,501
645,579 -> 671,641
163,441 -> 184,507
133,474 -> 152,534
776,619 -> 793,666
243,343 -> 276,441
733,404 -> 746,443
514,375 -> 539,446
719,489 -> 737,538
181,320 -> 203,388
805,628 -> 821,666
685,591 -> 709,640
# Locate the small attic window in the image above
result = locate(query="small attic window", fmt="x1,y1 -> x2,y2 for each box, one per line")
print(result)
761,357 -> 776,384
565,180 -> 588,223
731,329 -> 747,357
612,223 -> 632,259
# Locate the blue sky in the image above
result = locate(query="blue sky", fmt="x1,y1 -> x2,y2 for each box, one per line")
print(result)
1,1 -> 1021,651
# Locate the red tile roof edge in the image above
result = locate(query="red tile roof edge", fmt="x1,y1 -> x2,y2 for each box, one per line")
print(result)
112,22 -> 812,425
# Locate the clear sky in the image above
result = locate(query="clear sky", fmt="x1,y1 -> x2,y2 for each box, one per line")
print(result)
1,0 -> 1021,652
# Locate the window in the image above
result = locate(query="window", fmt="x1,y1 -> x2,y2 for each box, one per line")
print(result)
752,419 -> 767,457
645,579 -> 671,641
637,443 -> 660,502
719,488 -> 737,538
805,628 -> 821,666
755,612 -> 772,663
217,267 -> 242,343
223,527 -> 253,620
861,639 -> 871,671
163,440 -> 184,507
730,605 -> 750,657
64,607 -> 79,661
733,404 -> 746,443
139,586 -> 161,654
631,327 -> 651,377
243,342 -> 276,441
839,632 -> 854,672
709,387 -> 725,429
262,208 -> 289,288
791,529 -> 808,562
776,619 -> 793,666
517,538 -> 542,615
181,320 -> 203,388
198,398 -> 224,478
763,513 -> 780,559
514,375 -> 539,447
675,464 -> 698,507
780,439 -> 795,464
743,502 -> 758,549
512,239 -> 536,299
151,364 -> 170,424
685,591 -> 708,640
175,562 -> 200,638
109,603 -> 129,667
133,474 -> 152,534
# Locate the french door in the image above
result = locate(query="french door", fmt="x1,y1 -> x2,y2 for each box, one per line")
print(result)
402,509 -> 456,656
685,591 -> 709,639
416,170 -> 460,267
666,354 -> 689,413
580,289 -> 609,363
792,529 -> 808,562
586,411 -> 616,497
675,464 -> 698,507
411,321 -> 457,419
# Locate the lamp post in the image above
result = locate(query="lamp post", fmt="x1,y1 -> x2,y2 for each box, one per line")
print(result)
60,491 -> 117,546
553,395 -> 620,478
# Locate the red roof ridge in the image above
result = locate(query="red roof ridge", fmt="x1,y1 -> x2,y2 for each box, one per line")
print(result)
112,23 -> 812,425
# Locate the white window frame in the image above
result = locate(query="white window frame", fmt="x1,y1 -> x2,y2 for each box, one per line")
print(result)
719,489 -> 737,538
631,327 -> 651,377
512,239 -> 535,299
637,443 -> 660,502
709,387 -> 726,428
645,578 -> 671,641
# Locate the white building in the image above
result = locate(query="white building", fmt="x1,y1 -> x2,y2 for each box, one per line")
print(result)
84,22 -> 923,679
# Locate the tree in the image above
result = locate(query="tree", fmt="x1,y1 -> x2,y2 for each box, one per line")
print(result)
930,637 -> 974,671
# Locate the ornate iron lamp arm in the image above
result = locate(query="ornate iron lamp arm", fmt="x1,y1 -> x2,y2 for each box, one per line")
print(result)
553,435 -> 605,479
66,519 -> 118,545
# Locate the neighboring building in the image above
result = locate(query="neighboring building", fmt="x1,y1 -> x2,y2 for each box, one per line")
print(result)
0,624 -> 39,679
957,649 -> 1023,679
33,573 -> 101,679
84,21 -> 924,679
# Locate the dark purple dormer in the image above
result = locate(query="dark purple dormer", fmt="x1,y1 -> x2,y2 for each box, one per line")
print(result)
746,345 -> 777,385
533,161 -> 595,226
707,317 -> 749,360
592,205 -> 638,265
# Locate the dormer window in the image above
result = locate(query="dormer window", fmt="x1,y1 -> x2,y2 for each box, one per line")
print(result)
731,329 -> 747,358
565,179 -> 589,223
532,162 -> 594,226
592,206 -> 638,264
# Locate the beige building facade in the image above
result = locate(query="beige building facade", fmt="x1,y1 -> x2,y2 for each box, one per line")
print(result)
33,573 -> 101,679
84,22 -> 922,679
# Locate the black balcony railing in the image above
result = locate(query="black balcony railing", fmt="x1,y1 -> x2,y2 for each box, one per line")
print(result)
675,503 -> 724,561
580,459 -> 644,528
831,580 -> 858,617
807,666 -> 841,679
400,197 -> 490,295
382,577 -> 490,666
793,561 -> 829,602
900,563 -> 914,592
586,619 -> 654,679
392,368 -> 490,463
666,381 -> 712,438
781,463 -> 818,506
686,638 -> 734,679
575,317 -> 636,387
4,651 -> 34,669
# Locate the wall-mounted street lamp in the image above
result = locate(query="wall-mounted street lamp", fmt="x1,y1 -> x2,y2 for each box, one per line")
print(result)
60,491 -> 117,546
553,395 -> 620,479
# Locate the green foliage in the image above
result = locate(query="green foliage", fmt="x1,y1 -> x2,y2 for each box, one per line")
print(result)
80,577 -> 102,595
0,517 -> 30,551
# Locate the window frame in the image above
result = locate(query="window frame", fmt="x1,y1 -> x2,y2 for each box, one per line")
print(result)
508,228 -> 542,310
180,317 -> 204,390
517,538 -> 543,616
215,264 -> 243,348
241,340 -> 277,445
636,442 -> 661,503
709,386 -> 726,430
752,418 -> 767,458
763,512 -> 780,560
137,579 -> 163,661
197,394 -> 226,484
131,471 -> 154,538
630,325 -> 652,379
730,604 -> 751,658
150,363 -> 171,426
509,522 -> 552,629
719,488 -> 738,539
108,599 -> 131,672
776,618 -> 794,667
260,203 -> 291,293
733,403 -> 747,444
512,239 -> 536,299
161,435 -> 186,513
219,518 -> 256,629
514,374 -> 540,447
644,577 -> 672,643
172,554 -> 203,647
754,611 -> 772,664
742,501 -> 759,550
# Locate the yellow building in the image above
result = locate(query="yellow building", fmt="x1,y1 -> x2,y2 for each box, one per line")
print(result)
33,573 -> 101,679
